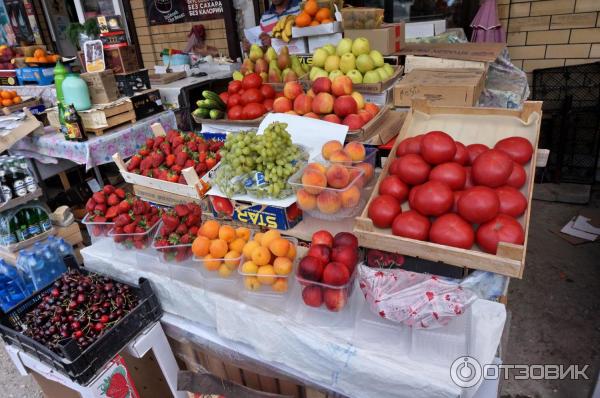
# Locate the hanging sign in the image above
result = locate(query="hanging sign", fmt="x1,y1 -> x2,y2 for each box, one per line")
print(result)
145,0 -> 224,26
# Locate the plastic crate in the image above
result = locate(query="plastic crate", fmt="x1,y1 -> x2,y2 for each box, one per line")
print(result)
114,69 -> 151,97
108,220 -> 160,250
0,256 -> 162,385
81,214 -> 114,243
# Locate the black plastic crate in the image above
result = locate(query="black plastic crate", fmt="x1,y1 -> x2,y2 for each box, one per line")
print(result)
0,256 -> 162,385
115,69 -> 151,97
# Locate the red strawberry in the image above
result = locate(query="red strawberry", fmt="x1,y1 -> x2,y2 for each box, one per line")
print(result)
185,214 -> 200,227
94,203 -> 107,214
172,135 -> 184,148
170,164 -> 183,173
139,146 -> 150,157
118,200 -> 131,213
165,154 -> 176,167
178,175 -> 186,184
175,224 -> 188,235
175,151 -> 188,167
127,155 -> 142,171
206,156 -> 217,169
175,248 -> 188,262
174,204 -> 190,217
184,159 -> 195,168
107,193 -> 119,206
103,185 -> 115,194
189,226 -> 199,236
92,192 -> 106,204
105,206 -> 119,220
140,156 -> 153,171
115,213 -> 131,227
146,138 -> 155,148
188,203 -> 202,216
132,200 -> 145,215
162,214 -> 179,230
155,135 -> 165,147
160,142 -> 172,155
151,151 -> 165,168
115,188 -> 126,199
94,215 -> 107,222
180,234 -> 192,244
123,223 -> 136,234
154,238 -> 168,247
134,240 -> 145,249
167,171 -> 178,182
86,198 -> 96,213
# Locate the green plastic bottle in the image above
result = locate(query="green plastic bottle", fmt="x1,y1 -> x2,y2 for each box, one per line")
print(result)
54,61 -> 67,103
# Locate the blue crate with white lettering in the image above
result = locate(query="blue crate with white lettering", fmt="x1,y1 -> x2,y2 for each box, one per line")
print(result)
16,67 -> 54,85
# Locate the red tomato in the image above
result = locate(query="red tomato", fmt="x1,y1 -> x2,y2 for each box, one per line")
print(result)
466,144 -> 489,165
464,166 -> 474,189
211,196 -> 234,216
506,161 -> 527,189
472,149 -> 514,188
390,154 -> 431,186
228,94 -> 241,108
453,142 -> 469,165
430,213 -> 474,249
227,105 -> 243,120
228,80 -> 242,94
429,162 -> 466,191
219,92 -> 229,105
452,191 -> 464,213
421,131 -> 456,164
457,186 -> 499,224
496,186 -> 528,217
260,84 -> 276,99
476,214 -> 525,254
242,103 -> 267,120
494,137 -> 533,165
391,210 -> 430,241
243,88 -> 264,105
379,175 -> 409,202
413,180 -> 453,216
368,195 -> 402,228
396,135 -> 423,156
408,185 -> 419,210
241,73 -> 262,89
263,98 -> 274,111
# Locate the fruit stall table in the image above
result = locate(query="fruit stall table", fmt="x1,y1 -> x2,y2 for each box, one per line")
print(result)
9,110 -> 177,188
81,238 -> 506,398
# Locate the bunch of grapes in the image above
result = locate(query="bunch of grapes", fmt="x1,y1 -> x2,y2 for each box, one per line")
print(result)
215,122 -> 306,198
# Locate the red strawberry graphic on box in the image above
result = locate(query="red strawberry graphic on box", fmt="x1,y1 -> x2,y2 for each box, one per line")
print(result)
107,372 -> 129,398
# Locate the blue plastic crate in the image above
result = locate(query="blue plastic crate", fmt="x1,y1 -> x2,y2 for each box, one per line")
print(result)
16,67 -> 54,85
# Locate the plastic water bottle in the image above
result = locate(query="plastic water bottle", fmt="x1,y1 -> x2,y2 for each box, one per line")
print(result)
26,250 -> 51,290
0,259 -> 28,311
56,238 -> 74,258
15,250 -> 35,293
40,243 -> 66,278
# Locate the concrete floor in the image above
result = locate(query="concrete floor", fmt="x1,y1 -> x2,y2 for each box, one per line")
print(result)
0,197 -> 598,398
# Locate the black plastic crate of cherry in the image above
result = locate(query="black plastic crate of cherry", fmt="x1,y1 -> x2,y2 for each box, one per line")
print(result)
0,256 -> 162,385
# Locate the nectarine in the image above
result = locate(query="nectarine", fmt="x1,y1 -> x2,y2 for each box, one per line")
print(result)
321,140 -> 343,160
326,163 -> 350,188
344,142 -> 366,161
301,169 -> 327,194
317,190 -> 342,214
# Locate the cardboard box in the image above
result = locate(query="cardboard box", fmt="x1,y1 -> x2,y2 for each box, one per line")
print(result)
208,196 -> 302,230
292,21 -> 342,38
399,42 -> 506,63
405,19 -> 446,39
81,70 -> 120,104
404,55 -> 486,74
100,31 -> 128,49
130,89 -> 164,120
271,38 -> 307,54
344,23 -> 405,55
0,70 -> 17,86
393,69 -> 486,107
307,33 -> 342,52
105,45 -> 139,74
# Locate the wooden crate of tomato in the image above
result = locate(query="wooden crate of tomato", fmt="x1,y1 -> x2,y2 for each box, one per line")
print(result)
354,100 -> 543,278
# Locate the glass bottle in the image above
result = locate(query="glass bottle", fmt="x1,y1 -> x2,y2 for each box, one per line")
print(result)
0,166 -> 12,203
13,212 -> 30,242
64,104 -> 88,142
36,207 -> 52,232
58,101 -> 70,141
25,208 -> 41,237
0,215 -> 16,246
17,156 -> 37,193
8,161 -> 26,197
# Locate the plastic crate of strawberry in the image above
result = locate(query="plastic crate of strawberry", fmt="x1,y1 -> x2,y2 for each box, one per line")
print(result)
126,130 -> 223,183
82,185 -> 127,243
108,197 -> 162,250
152,203 -> 203,262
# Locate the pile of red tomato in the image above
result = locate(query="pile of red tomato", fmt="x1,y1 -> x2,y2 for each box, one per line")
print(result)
219,73 -> 275,120
368,131 -> 534,254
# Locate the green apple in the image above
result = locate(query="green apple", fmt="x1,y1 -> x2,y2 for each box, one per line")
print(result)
324,55 -> 340,72
362,70 -> 381,84
346,69 -> 363,84
329,70 -> 344,80
369,50 -> 384,67
383,63 -> 395,76
376,67 -> 389,81
232,71 -> 243,81
356,54 -> 374,74
310,67 -> 329,81
336,38 -> 353,56
322,44 -> 336,56
351,37 -> 371,57
339,53 -> 356,74
312,48 -> 328,68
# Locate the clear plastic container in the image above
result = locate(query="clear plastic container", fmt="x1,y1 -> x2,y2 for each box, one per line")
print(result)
315,146 -> 378,168
341,7 -> 384,29
152,235 -> 193,263
108,221 -> 160,251
296,265 -> 356,313
237,237 -> 298,297
193,251 -> 243,281
81,214 -> 114,243
288,164 -> 365,220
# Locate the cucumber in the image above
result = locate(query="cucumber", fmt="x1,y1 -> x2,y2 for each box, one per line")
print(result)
209,109 -> 225,120
193,107 -> 210,119
202,90 -> 226,109
196,99 -> 217,109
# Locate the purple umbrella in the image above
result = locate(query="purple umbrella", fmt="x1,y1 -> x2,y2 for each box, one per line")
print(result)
470,0 -> 506,43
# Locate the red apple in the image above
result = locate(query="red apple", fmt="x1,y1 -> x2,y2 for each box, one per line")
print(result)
331,75 -> 353,97
312,77 -> 332,94
312,230 -> 334,248
302,285 -> 323,307
358,109 -> 374,124
331,245 -> 358,274
333,95 -> 358,118
333,232 -> 358,248
306,244 -> 331,266
324,288 -> 347,311
283,81 -> 303,100
273,97 -> 293,113
342,114 -> 365,130
293,93 -> 313,115
323,262 -> 350,286
298,256 -> 324,281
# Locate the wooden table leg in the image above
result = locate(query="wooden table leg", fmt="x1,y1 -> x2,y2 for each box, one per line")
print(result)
58,171 -> 70,190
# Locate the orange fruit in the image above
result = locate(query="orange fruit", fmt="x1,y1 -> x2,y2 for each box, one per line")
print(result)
1,99 -> 12,106
286,244 -> 297,260
218,225 -> 236,243
192,236 -> 210,257
273,257 -> 293,275
33,48 -> 46,58
209,239 -> 228,258
0,91 -> 11,99
243,241 -> 260,259
320,18 -> 334,23
224,250 -> 241,267
304,0 -> 319,16
12,96 -> 21,104
310,20 -> 320,26
269,238 -> 290,257
235,227 -> 251,241
261,229 -> 281,248
315,8 -> 331,22
295,12 -> 312,28
7,91 -> 16,98
254,232 -> 265,245
251,246 -> 271,266
37,56 -> 49,63
203,254 -> 221,271
199,220 -> 220,239
229,238 -> 246,253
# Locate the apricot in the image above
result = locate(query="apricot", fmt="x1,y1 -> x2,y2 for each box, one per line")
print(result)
243,240 -> 260,259
254,232 -> 265,245
261,229 -> 281,248
269,237 -> 290,257
218,225 -> 236,243
317,191 -> 342,214
199,220 -> 220,239
229,238 -> 246,253
296,189 -> 317,210
301,169 -> 327,194
344,142 -> 366,161
224,250 -> 241,267
235,226 -> 251,241
305,162 -> 327,174
192,236 -> 210,257
286,243 -> 297,260
252,246 -> 272,266
257,265 -> 276,285
326,164 -> 350,188
329,149 -> 352,164
341,185 -> 361,208
218,264 -> 233,277
321,140 -> 343,160
273,256 -> 293,275
244,276 -> 261,290
203,254 -> 221,271
241,260 -> 258,274
272,278 -> 289,292
209,239 -> 228,258
348,168 -> 364,188
356,162 -> 374,182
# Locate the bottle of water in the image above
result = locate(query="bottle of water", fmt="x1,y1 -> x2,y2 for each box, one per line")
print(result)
26,250 -> 50,290
39,242 -> 66,279
0,260 -> 28,311
15,250 -> 35,293
56,238 -> 74,258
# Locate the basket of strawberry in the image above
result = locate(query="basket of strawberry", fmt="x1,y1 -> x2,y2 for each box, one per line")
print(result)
152,203 -> 203,263
108,198 -> 161,250
82,185 -> 126,243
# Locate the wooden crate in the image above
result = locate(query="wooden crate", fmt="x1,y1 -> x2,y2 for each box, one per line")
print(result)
79,100 -> 136,135
2,97 -> 41,115
354,100 -> 543,279
148,70 -> 186,84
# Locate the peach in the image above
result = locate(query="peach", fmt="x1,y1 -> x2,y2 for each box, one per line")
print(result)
283,81 -> 303,100
273,97 -> 293,113
342,114 -> 365,130
321,140 -> 343,160
348,168 -> 364,188
350,91 -> 365,109
364,102 -> 380,116
340,185 -> 361,208
331,75 -> 353,97
312,92 -> 334,114
301,169 -> 327,194
344,141 -> 366,161
306,88 -> 315,98
322,114 -> 341,124
305,162 -> 327,174
317,191 -> 342,214
285,110 -> 298,115
329,149 -> 352,164
293,93 -> 313,115
296,188 -> 317,210
313,76 -> 332,94
326,164 -> 350,188
304,112 -> 320,119
333,95 -> 358,118
358,109 -> 374,124
356,162 -> 374,182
